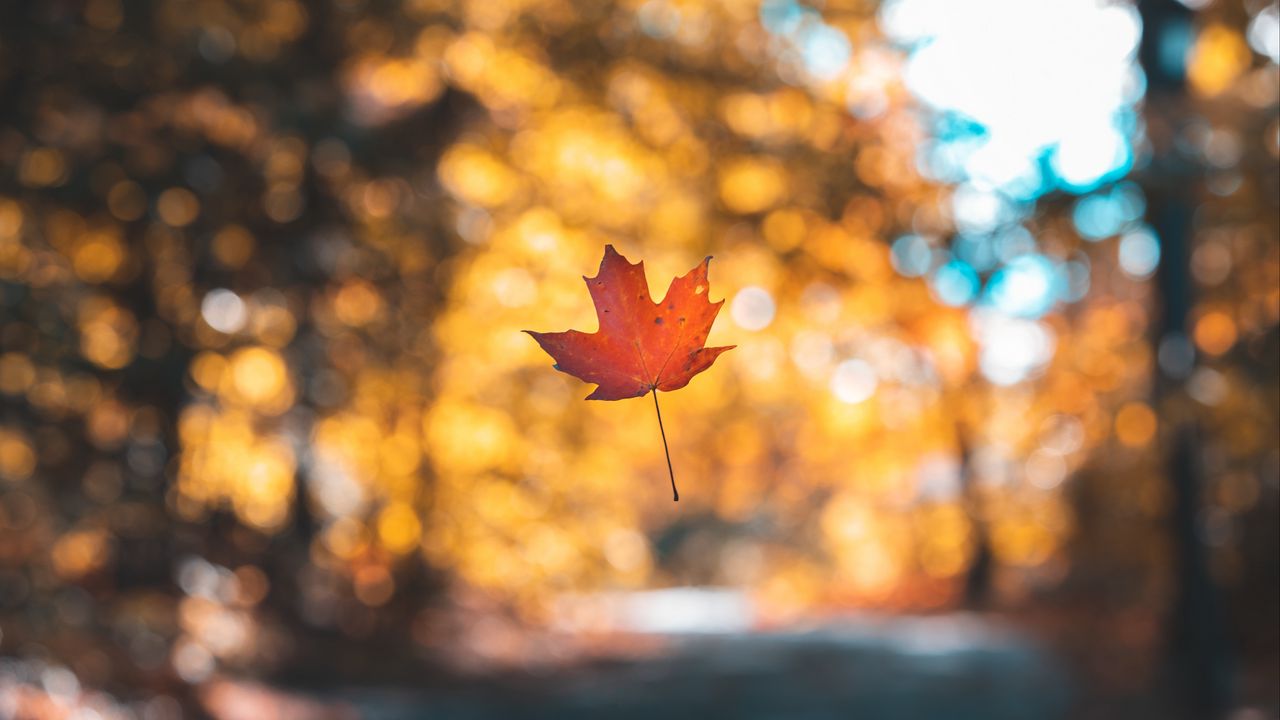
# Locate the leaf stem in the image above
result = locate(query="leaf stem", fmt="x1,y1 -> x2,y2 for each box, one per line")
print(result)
651,388 -> 678,502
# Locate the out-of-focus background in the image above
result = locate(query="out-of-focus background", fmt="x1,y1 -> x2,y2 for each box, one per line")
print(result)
0,0 -> 1276,718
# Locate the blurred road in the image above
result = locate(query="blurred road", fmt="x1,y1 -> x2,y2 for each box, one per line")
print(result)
297,615 -> 1069,720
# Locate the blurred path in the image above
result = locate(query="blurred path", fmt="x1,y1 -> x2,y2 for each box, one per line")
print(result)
260,615 -> 1069,720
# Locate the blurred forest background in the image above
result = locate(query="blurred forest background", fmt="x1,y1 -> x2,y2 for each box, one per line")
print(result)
0,0 -> 1277,718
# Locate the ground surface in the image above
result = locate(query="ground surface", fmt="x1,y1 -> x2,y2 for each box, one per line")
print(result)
311,615 -> 1071,720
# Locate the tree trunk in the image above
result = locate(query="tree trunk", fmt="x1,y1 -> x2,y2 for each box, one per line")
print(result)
1137,1 -> 1234,716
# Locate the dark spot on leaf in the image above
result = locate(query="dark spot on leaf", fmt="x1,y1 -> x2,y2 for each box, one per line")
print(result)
654,317 -> 663,324
679,317 -> 686,323
668,303 -> 675,310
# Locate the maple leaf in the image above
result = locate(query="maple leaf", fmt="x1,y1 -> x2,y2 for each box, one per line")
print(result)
525,245 -> 735,500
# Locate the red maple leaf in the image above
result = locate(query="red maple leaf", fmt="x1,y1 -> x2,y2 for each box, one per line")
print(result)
525,245 -> 735,500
